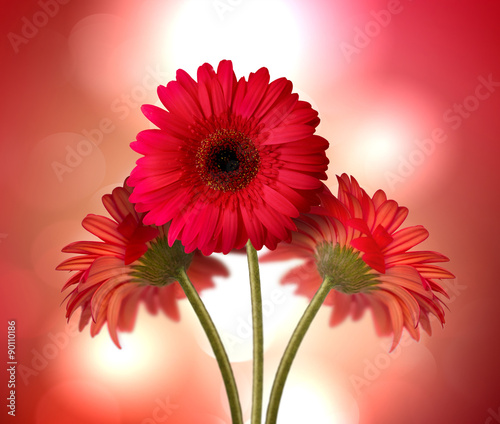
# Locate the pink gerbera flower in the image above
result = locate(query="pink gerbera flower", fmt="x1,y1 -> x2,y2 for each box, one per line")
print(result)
56,182 -> 228,348
264,174 -> 455,350
128,60 -> 329,255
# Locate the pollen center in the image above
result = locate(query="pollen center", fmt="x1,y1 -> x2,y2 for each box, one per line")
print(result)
196,129 -> 260,192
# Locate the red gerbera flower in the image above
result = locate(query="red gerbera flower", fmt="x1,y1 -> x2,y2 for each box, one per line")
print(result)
264,174 -> 455,350
128,60 -> 329,255
56,182 -> 228,348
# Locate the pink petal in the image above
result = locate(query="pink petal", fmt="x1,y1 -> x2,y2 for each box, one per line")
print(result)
158,284 -> 180,321
106,283 -> 138,348
117,289 -> 142,332
89,272 -> 129,319
374,200 -> 399,231
372,290 -> 404,351
82,215 -> 124,245
102,186 -> 136,223
384,226 -> 429,255
372,189 -> 387,209
385,207 -> 409,234
189,251 -> 229,277
66,287 -> 97,320
382,284 -> 420,328
380,265 -> 434,298
57,256 -> 96,271
386,250 -> 450,266
62,241 -> 124,257
414,264 -> 455,279
329,292 -> 352,326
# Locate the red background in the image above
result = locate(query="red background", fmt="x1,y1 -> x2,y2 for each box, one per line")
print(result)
1,0 -> 500,423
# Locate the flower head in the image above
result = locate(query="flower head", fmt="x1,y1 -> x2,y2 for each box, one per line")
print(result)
128,60 -> 329,255
264,174 -> 454,350
56,181 -> 228,348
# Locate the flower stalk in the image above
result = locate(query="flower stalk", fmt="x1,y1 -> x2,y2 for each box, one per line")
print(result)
265,276 -> 333,424
247,241 -> 264,424
176,268 -> 243,424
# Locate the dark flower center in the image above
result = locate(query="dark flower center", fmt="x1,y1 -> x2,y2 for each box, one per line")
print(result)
196,129 -> 260,192
213,148 -> 240,173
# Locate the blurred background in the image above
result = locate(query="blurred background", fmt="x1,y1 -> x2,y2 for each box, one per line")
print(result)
1,0 -> 499,423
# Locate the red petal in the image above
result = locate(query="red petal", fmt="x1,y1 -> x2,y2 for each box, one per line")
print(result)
216,60 -> 236,108
253,77 -> 292,122
210,77 -> 227,116
239,67 -> 270,119
277,169 -> 322,190
158,82 -> 203,122
106,283 -> 138,348
263,124 -> 315,145
83,215 -> 124,245
176,68 -> 199,100
261,184 -> 299,218
384,226 -> 429,255
372,224 -> 393,248
362,252 -> 386,273
158,284 -> 180,321
221,208 -> 238,254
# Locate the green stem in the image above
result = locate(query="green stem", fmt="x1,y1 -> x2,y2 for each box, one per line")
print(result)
265,277 -> 333,424
176,268 -> 243,424
246,241 -> 264,424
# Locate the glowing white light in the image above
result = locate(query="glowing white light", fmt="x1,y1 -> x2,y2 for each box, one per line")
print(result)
166,0 -> 302,78
191,251 -> 299,363
343,116 -> 412,190
277,378 -> 359,424
357,120 -> 403,165
79,310 -> 171,384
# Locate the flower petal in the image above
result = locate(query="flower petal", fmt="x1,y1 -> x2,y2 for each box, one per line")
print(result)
384,226 -> 429,255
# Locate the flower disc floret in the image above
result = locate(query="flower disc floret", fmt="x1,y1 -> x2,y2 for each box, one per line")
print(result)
196,129 -> 260,192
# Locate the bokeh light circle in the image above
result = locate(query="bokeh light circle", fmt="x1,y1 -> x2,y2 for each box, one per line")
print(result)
35,380 -> 121,424
16,132 -> 106,210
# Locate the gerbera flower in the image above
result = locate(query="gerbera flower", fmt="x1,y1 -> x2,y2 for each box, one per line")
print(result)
56,182 -> 228,348
128,60 -> 329,255
263,174 -> 454,350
